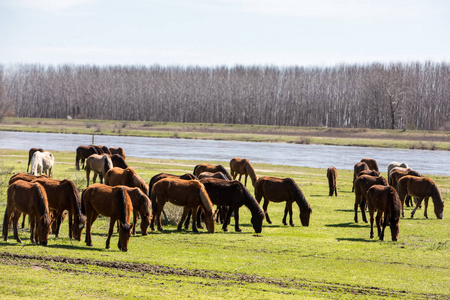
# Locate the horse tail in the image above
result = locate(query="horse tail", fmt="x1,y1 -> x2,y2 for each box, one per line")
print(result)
33,183 -> 50,222
117,187 -> 129,225
3,186 -> 14,239
149,183 -> 158,216
80,188 -> 87,216
193,164 -> 200,177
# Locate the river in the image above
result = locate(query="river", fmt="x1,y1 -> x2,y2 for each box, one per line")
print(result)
0,131 -> 448,175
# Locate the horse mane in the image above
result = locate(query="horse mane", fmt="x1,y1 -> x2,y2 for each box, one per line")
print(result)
389,186 -> 402,220
62,179 -> 83,217
117,187 -> 129,226
286,178 -> 311,213
431,183 -> 445,209
197,182 -> 214,217
32,183 -> 51,222
129,169 -> 148,194
244,162 -> 258,185
240,183 -> 264,218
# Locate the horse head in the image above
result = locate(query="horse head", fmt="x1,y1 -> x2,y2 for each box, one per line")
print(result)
117,221 -> 133,252
299,206 -> 312,227
38,215 -> 53,246
389,215 -> 400,241
435,201 -> 445,219
251,211 -> 264,234
72,214 -> 87,241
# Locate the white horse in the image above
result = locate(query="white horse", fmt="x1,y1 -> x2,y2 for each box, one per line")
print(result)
30,151 -> 54,177
387,161 -> 409,182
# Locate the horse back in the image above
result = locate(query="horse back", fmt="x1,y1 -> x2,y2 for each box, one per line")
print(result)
400,176 -> 435,198
255,176 -> 293,203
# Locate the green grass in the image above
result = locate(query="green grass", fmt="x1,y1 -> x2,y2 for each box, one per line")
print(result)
0,149 -> 449,299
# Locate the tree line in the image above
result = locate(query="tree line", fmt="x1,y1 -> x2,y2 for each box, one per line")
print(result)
1,62 -> 449,130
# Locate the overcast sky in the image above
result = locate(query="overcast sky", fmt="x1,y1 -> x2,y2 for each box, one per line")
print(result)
1,0 -> 449,67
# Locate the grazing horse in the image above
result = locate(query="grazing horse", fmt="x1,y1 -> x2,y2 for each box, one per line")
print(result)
361,158 -> 379,172
199,178 -> 264,233
198,172 -> 229,180
27,148 -> 43,173
397,176 -> 445,219
121,186 -> 152,235
387,162 -> 409,182
150,178 -> 215,233
390,168 -> 423,207
367,185 -> 401,241
193,163 -> 232,180
75,145 -> 99,170
109,147 -> 126,159
3,181 -> 52,245
353,175 -> 388,223
352,162 -> 368,192
82,184 -> 133,251
104,167 -> 149,195
30,151 -> 54,177
110,154 -> 128,169
254,176 -> 312,227
85,154 -> 113,187
326,166 -> 337,197
229,157 -> 258,187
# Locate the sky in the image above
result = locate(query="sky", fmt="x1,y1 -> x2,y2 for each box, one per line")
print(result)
1,0 -> 449,67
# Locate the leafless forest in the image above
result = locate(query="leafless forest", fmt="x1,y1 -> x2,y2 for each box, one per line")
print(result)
1,62 -> 449,130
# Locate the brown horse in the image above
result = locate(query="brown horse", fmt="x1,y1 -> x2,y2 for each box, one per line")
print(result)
150,178 -> 215,233
229,157 -> 258,187
199,177 -> 264,233
197,172 -> 229,180
193,163 -> 232,180
111,154 -> 128,169
3,181 -> 52,245
367,185 -> 401,241
82,184 -> 133,251
353,174 -> 388,223
104,167 -> 149,195
361,158 -> 379,172
122,186 -> 152,235
389,168 -> 423,207
397,175 -> 445,219
352,162 -> 368,192
254,176 -> 312,227
85,154 -> 113,186
75,145 -> 99,170
326,166 -> 337,197
27,148 -> 43,173
109,147 -> 126,159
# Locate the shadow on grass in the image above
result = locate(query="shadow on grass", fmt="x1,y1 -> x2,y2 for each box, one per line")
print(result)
334,209 -> 353,212
325,222 -> 369,228
336,237 -> 377,243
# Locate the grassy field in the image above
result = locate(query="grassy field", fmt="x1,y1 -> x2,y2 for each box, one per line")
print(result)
0,149 -> 449,299
1,117 -> 449,150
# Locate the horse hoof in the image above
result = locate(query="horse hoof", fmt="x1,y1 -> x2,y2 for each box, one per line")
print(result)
290,223 -> 295,227
236,229 -> 242,232
223,228 -> 228,232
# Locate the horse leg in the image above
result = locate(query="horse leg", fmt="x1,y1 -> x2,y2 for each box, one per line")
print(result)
196,210 -> 204,229
369,208 -> 375,239
423,197 -> 429,219
132,210 -> 138,235
28,215 -> 36,244
411,198 -> 424,219
156,202 -> 166,232
184,210 -> 192,229
68,211 -> 73,239
86,168 -> 90,187
380,214 -> 388,241
375,211 -> 383,239
244,174 -> 248,187
222,208 -> 233,232
234,208 -> 242,232
105,218 -> 116,249
99,174 -> 104,184
191,207 -> 199,233
21,214 -> 26,229
262,199 -> 272,224
92,173 -> 98,184
177,206 -> 190,231
360,196 -> 368,223
12,212 -> 22,243
85,212 -> 98,247
354,198 -> 359,223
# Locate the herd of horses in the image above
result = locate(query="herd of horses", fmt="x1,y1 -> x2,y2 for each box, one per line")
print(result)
2,145 -> 445,251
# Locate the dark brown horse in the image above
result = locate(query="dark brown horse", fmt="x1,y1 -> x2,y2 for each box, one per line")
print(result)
82,184 -> 133,251
85,154 -> 113,186
367,185 -> 401,241
27,148 -> 43,173
10,174 -> 86,240
150,178 -> 215,233
326,166 -> 337,197
397,176 -> 445,219
109,147 -> 126,159
91,145 -> 111,155
254,176 -> 312,227
3,181 -> 52,245
104,167 -> 149,195
352,162 -> 369,192
75,145 -> 99,170
361,158 -> 379,172
111,154 -> 128,169
193,163 -> 232,180
122,186 -> 152,235
229,157 -> 258,187
199,177 -> 264,233
353,174 -> 388,223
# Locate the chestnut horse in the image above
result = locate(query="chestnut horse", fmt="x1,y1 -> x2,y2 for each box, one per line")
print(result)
105,167 -> 149,195
397,176 -> 445,219
352,162 -> 368,192
353,175 -> 388,223
27,148 -> 43,173
82,184 -> 133,251
30,151 -> 54,177
150,178 -> 215,233
75,145 -> 99,170
361,158 -> 379,172
326,166 -> 337,197
193,163 -> 232,180
254,176 -> 312,227
3,181 -> 52,245
389,168 -> 423,207
199,177 -> 264,233
367,185 -> 401,241
109,147 -> 126,159
229,157 -> 258,187
85,154 -> 113,186
121,186 -> 152,235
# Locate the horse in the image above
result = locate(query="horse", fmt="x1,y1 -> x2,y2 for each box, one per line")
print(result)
361,158 -> 379,172
85,154 -> 113,187
389,168 -> 423,207
357,170 -> 380,178
199,177 -> 264,233
387,161 -> 409,182
121,186 -> 152,235
27,148 -> 43,173
104,167 -> 149,195
110,154 -> 128,169
197,172 -> 229,180
109,147 -> 126,159
75,145 -> 99,170
193,163 -> 232,180
30,151 -> 54,177
82,183 -> 133,251
367,185 -> 401,241
397,175 -> 445,219
150,178 -> 215,233
326,166 -> 337,197
3,180 -> 52,245
352,162 -> 368,192
353,174 -> 388,223
229,157 -> 258,187
254,176 -> 312,227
